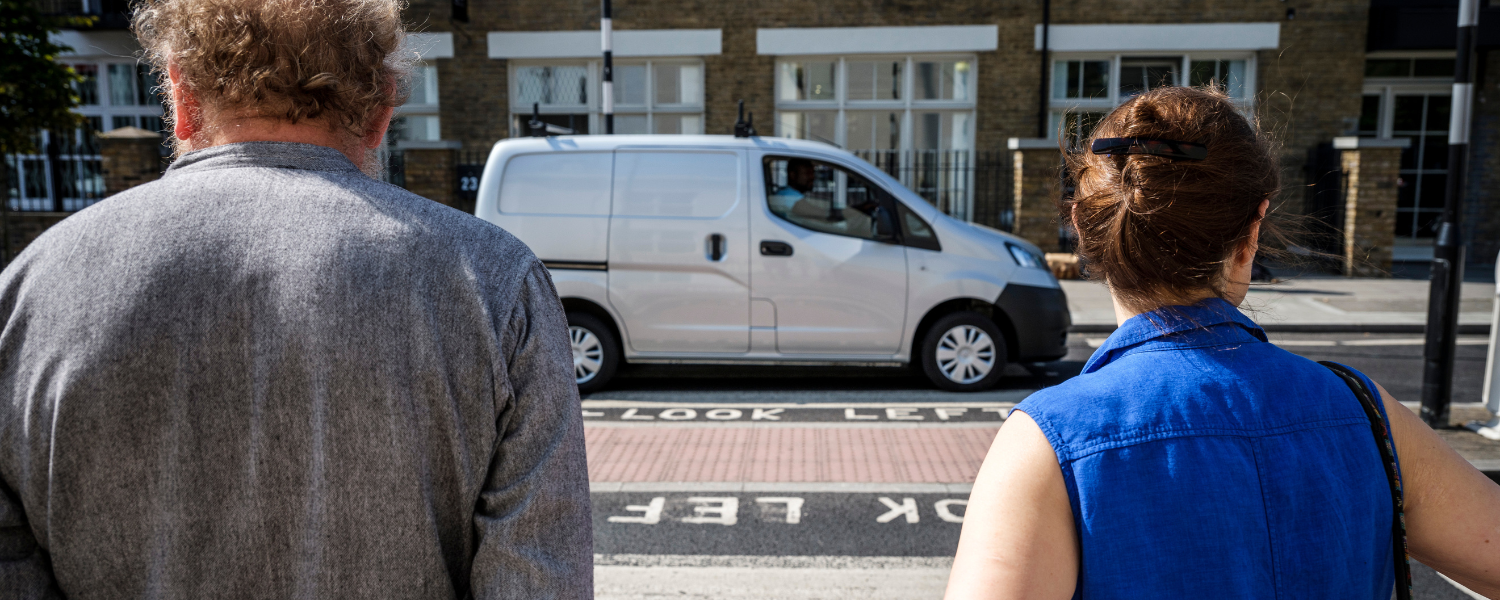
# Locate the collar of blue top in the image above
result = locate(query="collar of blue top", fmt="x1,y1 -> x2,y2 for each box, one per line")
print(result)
1082,298 -> 1268,374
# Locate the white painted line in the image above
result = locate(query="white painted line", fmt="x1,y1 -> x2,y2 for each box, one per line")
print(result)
583,400 -> 1016,409
1272,340 -> 1339,347
1437,572 -> 1490,600
594,554 -> 953,569
584,421 -> 1004,429
1469,459 -> 1500,472
1341,338 -> 1425,346
591,482 -> 974,494
1086,338 -> 1107,348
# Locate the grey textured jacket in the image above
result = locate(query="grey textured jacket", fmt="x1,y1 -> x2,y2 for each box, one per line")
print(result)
0,143 -> 593,599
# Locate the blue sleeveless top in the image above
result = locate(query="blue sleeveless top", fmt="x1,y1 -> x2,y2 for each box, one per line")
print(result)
1014,299 -> 1399,599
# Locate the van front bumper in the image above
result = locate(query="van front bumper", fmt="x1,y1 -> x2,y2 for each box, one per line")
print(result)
995,283 -> 1072,362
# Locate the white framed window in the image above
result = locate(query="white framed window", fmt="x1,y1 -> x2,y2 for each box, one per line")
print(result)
387,63 -> 441,144
1047,53 -> 1256,143
772,54 -> 978,220
507,59 -> 705,137
773,55 -> 975,151
1359,51 -> 1455,247
6,59 -> 165,212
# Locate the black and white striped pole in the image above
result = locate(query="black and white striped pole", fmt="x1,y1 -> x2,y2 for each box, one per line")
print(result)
601,0 -> 614,134
1419,0 -> 1479,428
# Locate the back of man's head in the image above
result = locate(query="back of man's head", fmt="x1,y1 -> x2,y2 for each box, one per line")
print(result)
134,0 -> 410,144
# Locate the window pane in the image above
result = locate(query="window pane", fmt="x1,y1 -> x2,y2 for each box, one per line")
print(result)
1365,59 -> 1410,77
764,157 -> 891,242
653,114 -> 702,135
22,158 -> 48,199
108,64 -> 137,106
112,116 -> 137,130
1414,211 -> 1440,238
136,64 -> 163,106
1425,95 -> 1451,131
1190,60 -> 1247,98
913,112 -> 973,151
1421,135 -> 1448,170
388,115 -> 441,142
915,61 -> 974,101
615,114 -> 648,134
515,65 -> 589,106
511,113 -> 589,136
778,61 -> 836,101
407,65 -> 439,105
1357,94 -> 1381,135
1391,95 -> 1425,132
72,64 -> 98,105
1417,174 -> 1446,211
844,111 -> 900,151
650,63 -> 700,105
614,65 -> 646,106
1397,135 -> 1419,169
847,60 -> 901,101
1413,58 -> 1454,77
775,111 -> 836,145
1397,176 -> 1417,209
1052,61 -> 1071,99
1120,59 -> 1177,97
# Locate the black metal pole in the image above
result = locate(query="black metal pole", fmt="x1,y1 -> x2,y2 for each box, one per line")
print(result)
1419,0 -> 1478,428
1037,0 -> 1050,139
601,0 -> 613,134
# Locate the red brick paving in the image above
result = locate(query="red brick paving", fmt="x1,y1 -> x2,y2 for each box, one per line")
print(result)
584,426 -> 998,483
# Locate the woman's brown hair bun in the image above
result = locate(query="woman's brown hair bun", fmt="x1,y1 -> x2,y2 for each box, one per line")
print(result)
1065,85 -> 1281,313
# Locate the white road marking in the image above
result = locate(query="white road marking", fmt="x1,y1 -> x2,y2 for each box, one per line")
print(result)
591,482 -> 975,494
1437,572 -> 1491,600
876,497 -> 919,523
606,497 -> 665,524
584,400 -> 1016,409
584,421 -> 1005,429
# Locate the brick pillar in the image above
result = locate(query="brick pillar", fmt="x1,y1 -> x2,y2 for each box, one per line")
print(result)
1334,136 -> 1409,277
99,126 -> 164,195
1009,138 -> 1064,252
398,141 -> 459,207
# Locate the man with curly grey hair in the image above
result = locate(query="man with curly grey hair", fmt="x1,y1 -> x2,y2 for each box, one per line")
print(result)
0,1 -> 593,598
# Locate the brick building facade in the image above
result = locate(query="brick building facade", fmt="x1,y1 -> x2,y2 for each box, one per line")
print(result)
12,0 -> 1500,270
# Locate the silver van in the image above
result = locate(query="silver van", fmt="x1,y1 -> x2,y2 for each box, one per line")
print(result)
474,135 -> 1070,392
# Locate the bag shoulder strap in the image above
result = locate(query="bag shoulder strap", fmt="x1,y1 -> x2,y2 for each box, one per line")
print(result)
1320,361 -> 1412,600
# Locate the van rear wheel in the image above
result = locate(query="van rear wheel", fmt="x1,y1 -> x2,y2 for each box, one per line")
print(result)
918,311 -> 1008,392
567,312 -> 620,394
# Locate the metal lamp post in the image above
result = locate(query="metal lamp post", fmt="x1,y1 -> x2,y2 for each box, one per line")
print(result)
1419,0 -> 1478,428
601,0 -> 614,134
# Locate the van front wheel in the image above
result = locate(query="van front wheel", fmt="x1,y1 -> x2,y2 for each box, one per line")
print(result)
918,312 -> 1008,392
567,312 -> 620,394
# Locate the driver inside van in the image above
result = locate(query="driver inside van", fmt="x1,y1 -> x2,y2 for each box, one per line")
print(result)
773,159 -> 878,237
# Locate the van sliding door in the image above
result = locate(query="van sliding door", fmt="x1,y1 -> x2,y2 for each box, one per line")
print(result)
607,150 -> 750,353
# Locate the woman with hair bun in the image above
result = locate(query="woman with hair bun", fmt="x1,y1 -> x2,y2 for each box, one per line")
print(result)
946,86 -> 1500,599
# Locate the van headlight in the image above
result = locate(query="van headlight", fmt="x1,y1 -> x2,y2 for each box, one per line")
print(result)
1006,243 -> 1045,269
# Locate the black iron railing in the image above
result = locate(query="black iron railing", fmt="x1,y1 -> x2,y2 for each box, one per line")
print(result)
4,129 -> 105,212
851,149 -> 1012,231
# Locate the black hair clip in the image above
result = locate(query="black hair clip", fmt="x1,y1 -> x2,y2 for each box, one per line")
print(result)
1091,137 -> 1208,161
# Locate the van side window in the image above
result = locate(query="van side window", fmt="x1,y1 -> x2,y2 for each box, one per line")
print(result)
764,157 -> 896,243
896,203 -> 941,251
499,152 -> 613,216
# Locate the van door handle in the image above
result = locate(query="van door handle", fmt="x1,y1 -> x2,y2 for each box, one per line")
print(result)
760,240 -> 793,257
707,234 -> 726,261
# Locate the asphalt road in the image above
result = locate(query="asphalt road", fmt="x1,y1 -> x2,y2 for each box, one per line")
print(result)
585,332 -> 1494,406
587,332 -> 1496,599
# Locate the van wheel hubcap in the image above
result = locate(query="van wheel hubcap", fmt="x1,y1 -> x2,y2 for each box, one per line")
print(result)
935,325 -> 996,385
571,326 -> 603,383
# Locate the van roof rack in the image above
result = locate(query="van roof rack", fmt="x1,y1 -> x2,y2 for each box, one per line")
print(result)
733,100 -> 757,138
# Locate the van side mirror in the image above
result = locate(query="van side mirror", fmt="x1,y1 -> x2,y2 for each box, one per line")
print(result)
871,206 -> 897,242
